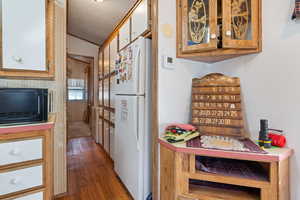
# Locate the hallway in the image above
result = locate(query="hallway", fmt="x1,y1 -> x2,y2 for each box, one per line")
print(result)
68,121 -> 91,139
55,137 -> 133,200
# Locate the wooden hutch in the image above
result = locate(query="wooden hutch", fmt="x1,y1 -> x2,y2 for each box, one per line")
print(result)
159,139 -> 293,200
177,0 -> 262,63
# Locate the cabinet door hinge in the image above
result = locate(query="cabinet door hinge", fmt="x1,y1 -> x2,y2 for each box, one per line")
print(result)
47,61 -> 51,71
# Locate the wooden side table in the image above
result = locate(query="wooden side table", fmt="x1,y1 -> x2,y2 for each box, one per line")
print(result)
159,138 -> 293,200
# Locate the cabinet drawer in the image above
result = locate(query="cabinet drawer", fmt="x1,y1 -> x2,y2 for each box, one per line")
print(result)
12,192 -> 44,200
0,165 -> 43,196
0,138 -> 43,166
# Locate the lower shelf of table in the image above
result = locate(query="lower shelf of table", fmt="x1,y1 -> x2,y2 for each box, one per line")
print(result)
188,180 -> 260,200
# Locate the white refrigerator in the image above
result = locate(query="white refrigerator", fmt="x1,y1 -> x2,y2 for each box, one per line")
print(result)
114,37 -> 152,200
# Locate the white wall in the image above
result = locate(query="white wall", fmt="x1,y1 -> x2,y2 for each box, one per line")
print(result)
157,0 -> 209,198
67,34 -> 99,67
67,34 -> 99,106
158,0 -> 209,134
158,0 -> 300,199
208,1 -> 300,199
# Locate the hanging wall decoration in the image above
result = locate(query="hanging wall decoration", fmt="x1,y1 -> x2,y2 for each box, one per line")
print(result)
188,73 -> 266,154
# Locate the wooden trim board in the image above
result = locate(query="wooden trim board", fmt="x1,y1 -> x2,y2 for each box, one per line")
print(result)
151,0 -> 159,199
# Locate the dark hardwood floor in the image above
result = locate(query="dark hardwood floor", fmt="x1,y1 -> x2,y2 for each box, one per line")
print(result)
55,137 -> 133,200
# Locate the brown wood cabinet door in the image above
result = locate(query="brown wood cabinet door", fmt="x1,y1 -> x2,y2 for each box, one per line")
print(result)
222,0 -> 259,49
179,0 -> 218,53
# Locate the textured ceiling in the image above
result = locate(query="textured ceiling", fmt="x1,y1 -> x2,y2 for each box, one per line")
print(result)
68,0 -> 137,45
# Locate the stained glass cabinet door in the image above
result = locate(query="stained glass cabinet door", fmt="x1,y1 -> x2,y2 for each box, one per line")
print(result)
180,0 -> 218,53
222,0 -> 259,49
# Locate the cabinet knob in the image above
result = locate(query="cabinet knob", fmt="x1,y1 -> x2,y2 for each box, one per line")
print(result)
10,148 -> 21,156
10,177 -> 21,185
226,30 -> 232,37
12,56 -> 23,63
210,33 -> 217,39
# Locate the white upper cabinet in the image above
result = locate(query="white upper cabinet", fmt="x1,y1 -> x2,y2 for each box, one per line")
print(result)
119,20 -> 131,51
109,36 -> 118,108
131,0 -> 149,41
110,36 -> 118,71
103,45 -> 110,76
2,0 -> 47,71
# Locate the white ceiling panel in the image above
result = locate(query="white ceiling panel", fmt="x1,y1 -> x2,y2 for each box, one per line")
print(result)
68,0 -> 137,45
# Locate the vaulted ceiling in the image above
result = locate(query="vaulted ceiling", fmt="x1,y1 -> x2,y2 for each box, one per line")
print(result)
68,0 -> 137,45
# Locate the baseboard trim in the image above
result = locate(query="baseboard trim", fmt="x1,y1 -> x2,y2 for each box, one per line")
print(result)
54,192 -> 69,199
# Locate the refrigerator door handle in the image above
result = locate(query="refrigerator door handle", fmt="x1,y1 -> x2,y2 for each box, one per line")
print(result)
136,99 -> 140,151
134,47 -> 141,93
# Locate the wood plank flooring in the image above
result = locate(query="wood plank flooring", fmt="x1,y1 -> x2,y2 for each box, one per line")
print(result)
68,121 -> 91,139
55,137 -> 133,200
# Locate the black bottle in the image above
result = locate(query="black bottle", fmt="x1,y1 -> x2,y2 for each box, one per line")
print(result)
259,119 -> 268,147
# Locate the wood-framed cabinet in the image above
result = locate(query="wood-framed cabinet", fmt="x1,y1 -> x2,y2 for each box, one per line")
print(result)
177,0 -> 261,63
98,36 -> 117,160
131,0 -> 151,41
97,0 -> 152,161
119,20 -> 131,51
0,0 -> 55,79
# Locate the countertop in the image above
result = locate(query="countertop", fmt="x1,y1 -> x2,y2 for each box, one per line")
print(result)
159,137 -> 293,162
0,114 -> 56,135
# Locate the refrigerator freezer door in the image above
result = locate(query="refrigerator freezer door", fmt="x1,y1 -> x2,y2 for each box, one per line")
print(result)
115,95 -> 144,199
115,38 -> 146,95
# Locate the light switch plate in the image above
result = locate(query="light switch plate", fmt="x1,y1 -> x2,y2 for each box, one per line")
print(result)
162,55 -> 175,69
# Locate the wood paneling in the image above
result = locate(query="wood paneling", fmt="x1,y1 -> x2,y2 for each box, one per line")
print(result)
67,57 -> 89,122
160,146 -> 176,200
53,2 -> 67,195
67,101 -> 88,122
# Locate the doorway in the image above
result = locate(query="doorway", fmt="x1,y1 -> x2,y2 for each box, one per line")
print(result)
67,55 -> 93,139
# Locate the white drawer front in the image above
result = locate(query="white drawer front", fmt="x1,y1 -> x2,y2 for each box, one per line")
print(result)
14,192 -> 44,200
0,138 -> 43,166
0,165 -> 43,196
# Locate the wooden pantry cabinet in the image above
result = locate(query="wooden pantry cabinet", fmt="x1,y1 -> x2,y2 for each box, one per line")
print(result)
177,0 -> 262,63
97,0 -> 151,161
98,37 -> 116,160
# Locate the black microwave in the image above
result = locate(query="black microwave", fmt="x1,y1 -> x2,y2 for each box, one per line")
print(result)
0,88 -> 48,125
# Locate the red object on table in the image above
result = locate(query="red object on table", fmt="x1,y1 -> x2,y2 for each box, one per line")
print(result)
268,133 -> 286,147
